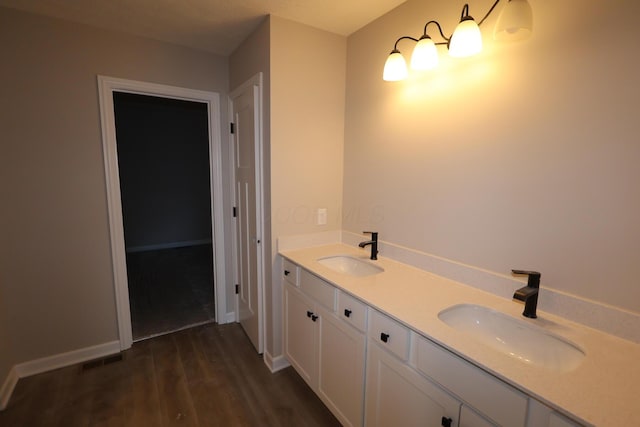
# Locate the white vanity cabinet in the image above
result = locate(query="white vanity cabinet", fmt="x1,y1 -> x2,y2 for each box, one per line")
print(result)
414,334 -> 529,427
283,265 -> 366,427
282,259 -> 317,384
284,284 -> 318,386
547,413 -> 581,427
282,258 -> 299,287
459,406 -> 496,427
281,256 -> 585,427
526,399 -> 583,427
317,303 -> 366,426
365,310 -> 461,427
365,310 -> 529,427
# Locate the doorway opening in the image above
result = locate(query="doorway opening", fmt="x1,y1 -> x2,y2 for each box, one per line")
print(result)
98,76 -> 227,351
113,92 -> 214,340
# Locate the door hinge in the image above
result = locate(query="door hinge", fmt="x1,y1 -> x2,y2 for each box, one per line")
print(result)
235,284 -> 239,294
230,122 -> 235,134
233,206 -> 237,217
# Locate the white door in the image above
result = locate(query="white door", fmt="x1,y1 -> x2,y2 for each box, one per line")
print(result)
230,74 -> 263,353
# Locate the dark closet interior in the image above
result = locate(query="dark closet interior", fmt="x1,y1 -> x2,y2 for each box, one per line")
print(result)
113,92 -> 215,340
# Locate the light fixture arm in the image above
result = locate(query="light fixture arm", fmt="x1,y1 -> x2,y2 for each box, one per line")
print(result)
477,0 -> 502,26
460,4 -> 471,21
391,35 -> 420,52
383,0 -> 531,81
390,0 -> 502,49
422,20 -> 450,45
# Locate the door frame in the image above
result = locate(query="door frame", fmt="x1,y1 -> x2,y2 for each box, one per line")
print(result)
97,75 -> 227,350
229,72 -> 266,353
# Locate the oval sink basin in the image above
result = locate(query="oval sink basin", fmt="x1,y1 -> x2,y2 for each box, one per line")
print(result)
317,255 -> 384,277
438,304 -> 585,373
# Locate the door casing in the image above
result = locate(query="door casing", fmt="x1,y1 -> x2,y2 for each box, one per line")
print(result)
97,75 -> 227,350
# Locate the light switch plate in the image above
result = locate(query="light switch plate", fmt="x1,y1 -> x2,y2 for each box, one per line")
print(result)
317,208 -> 327,225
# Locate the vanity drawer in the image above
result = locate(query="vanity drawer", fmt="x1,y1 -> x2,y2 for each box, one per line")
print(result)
300,269 -> 336,311
415,335 -> 528,427
282,258 -> 299,286
338,291 -> 367,332
369,310 -> 410,361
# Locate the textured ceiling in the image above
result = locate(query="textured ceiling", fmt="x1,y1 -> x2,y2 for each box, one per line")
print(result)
0,0 -> 407,55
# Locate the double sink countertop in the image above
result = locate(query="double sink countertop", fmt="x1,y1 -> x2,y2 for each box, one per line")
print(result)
280,243 -> 640,427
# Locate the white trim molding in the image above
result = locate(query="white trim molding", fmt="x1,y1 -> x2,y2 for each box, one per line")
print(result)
14,341 -> 121,378
97,76 -> 227,350
263,351 -> 290,373
0,368 -> 18,411
222,311 -> 237,324
0,340 -> 120,411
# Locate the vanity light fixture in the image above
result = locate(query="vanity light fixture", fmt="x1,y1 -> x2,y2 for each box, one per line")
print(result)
494,0 -> 533,41
383,0 -> 533,81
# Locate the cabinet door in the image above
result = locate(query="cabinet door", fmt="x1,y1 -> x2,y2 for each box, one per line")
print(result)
460,405 -> 496,427
317,307 -> 366,427
365,342 -> 460,427
284,285 -> 318,388
415,335 -> 527,427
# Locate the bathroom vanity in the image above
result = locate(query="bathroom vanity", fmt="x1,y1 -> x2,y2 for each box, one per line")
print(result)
280,243 -> 640,427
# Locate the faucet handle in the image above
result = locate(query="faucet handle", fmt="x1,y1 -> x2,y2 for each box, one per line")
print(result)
512,270 -> 541,288
363,231 -> 378,237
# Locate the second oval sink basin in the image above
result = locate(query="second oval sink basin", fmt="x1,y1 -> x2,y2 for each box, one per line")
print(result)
438,304 -> 585,372
317,255 -> 384,277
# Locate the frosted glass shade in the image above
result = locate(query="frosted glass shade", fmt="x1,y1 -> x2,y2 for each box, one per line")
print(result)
383,51 -> 408,81
410,37 -> 439,71
449,18 -> 483,57
494,0 -> 533,41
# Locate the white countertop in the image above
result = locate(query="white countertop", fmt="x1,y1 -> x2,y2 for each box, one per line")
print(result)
280,243 -> 640,427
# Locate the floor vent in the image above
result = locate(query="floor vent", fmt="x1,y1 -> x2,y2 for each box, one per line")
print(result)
81,353 -> 124,371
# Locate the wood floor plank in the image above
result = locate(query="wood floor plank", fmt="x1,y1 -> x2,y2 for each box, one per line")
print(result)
0,323 -> 340,427
150,334 -> 200,427
124,340 -> 164,427
173,328 -> 214,383
188,378 -> 250,427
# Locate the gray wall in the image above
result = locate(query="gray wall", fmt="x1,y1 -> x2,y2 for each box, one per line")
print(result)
344,0 -> 640,313
114,93 -> 212,250
269,16 -> 347,360
0,6 -> 229,378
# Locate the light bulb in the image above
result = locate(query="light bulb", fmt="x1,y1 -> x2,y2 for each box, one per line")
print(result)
383,50 -> 408,81
494,0 -> 533,41
449,18 -> 482,58
410,37 -> 439,71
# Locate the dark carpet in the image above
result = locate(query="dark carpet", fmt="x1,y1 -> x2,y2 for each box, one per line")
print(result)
126,244 -> 215,340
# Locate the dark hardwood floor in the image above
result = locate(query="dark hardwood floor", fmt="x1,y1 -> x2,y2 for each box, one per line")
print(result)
126,245 -> 216,340
0,323 -> 340,427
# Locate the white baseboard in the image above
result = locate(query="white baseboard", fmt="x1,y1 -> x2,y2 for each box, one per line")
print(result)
263,351 -> 290,373
220,311 -> 236,324
126,239 -> 212,253
15,340 -> 121,378
0,367 -> 19,411
0,340 -> 121,411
